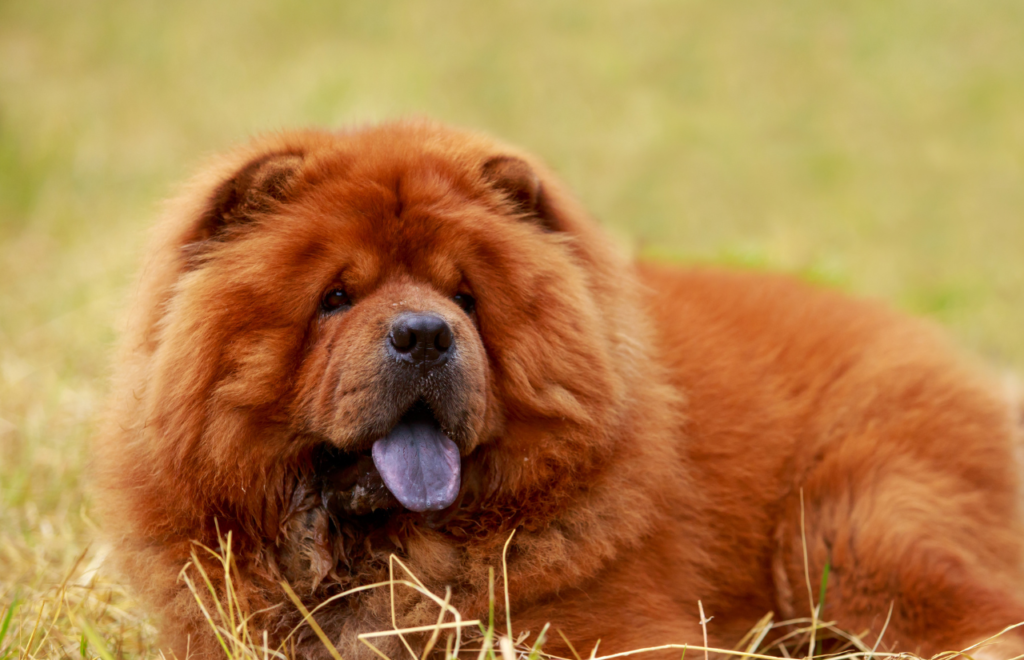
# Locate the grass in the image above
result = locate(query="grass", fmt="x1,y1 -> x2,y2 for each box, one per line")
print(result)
107,531 -> 1022,660
2,1 -> 1023,658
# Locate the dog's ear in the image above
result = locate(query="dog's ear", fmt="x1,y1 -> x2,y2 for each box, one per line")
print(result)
482,156 -> 559,231
190,151 -> 305,245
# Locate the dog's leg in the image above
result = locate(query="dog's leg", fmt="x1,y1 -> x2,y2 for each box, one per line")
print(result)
772,445 -> 1024,657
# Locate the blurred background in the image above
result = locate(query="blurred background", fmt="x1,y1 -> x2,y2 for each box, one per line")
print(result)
1,1 -> 1022,656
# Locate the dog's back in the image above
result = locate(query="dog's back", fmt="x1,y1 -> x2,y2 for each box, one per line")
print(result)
639,264 -> 1024,654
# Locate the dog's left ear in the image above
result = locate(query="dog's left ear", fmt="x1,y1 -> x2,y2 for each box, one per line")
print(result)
482,156 -> 559,231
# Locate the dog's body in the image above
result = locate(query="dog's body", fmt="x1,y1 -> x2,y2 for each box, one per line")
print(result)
97,121 -> 1024,658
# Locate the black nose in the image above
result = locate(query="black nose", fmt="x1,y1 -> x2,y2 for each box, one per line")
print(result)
389,313 -> 454,370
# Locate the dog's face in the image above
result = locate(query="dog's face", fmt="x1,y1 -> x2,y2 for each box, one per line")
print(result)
142,123 -> 631,527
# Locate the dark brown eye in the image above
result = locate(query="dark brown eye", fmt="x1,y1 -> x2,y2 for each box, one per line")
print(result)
321,288 -> 351,313
453,293 -> 475,315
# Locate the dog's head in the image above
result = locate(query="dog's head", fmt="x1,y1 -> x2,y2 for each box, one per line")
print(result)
117,121 -> 641,537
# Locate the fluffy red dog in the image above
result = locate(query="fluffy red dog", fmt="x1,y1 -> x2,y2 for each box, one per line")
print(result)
97,121 -> 1024,658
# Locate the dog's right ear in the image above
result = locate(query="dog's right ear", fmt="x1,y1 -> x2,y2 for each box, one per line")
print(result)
187,151 -> 305,247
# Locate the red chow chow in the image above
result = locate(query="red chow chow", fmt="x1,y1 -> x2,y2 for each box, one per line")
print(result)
96,120 -> 1024,659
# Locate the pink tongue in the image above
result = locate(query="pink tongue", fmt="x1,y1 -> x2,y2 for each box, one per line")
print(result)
371,417 -> 461,512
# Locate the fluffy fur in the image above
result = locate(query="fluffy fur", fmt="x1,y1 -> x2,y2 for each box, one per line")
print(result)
96,120 -> 1024,658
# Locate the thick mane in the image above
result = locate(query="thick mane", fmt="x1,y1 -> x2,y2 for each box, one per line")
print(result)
96,121 -> 691,659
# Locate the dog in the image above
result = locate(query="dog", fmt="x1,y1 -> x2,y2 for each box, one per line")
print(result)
96,120 -> 1024,658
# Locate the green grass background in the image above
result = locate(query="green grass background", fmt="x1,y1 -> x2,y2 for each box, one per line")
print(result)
1,1 -> 1023,657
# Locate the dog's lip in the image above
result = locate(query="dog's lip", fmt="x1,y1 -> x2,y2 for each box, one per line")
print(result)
317,400 -> 463,517
319,399 -> 459,459
392,399 -> 444,431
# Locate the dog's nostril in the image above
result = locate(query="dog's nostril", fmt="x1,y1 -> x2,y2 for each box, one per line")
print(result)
389,313 -> 454,367
390,325 -> 415,352
435,325 -> 453,352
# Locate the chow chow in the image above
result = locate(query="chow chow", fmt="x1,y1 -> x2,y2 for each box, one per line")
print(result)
96,120 -> 1024,659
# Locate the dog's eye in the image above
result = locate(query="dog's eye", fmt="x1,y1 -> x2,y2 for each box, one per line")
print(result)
321,288 -> 351,313
453,293 -> 475,315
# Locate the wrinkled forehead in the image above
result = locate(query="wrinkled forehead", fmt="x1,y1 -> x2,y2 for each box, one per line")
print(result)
261,161 -> 496,293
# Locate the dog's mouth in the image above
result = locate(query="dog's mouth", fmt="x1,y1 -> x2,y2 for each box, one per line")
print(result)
316,401 -> 462,517
371,401 -> 462,512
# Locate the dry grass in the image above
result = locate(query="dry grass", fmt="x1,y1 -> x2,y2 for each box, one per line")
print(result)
80,531 -> 1018,660
3,1 -> 1024,659
0,538 -> 157,659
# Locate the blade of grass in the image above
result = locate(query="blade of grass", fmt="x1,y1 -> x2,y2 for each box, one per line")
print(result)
500,635 -> 516,660
502,529 -> 517,641
817,560 -> 830,618
388,554 -> 420,660
742,612 -> 773,656
558,629 -> 583,660
528,623 -> 550,660
420,586 -> 452,660
474,568 -> 497,660
390,554 -> 470,656
0,596 -> 18,652
21,591 -> 46,658
489,566 -> 496,635
358,619 -> 483,660
698,601 -> 711,660
799,490 -> 818,660
179,564 -> 234,659
814,558 -> 831,657
867,601 -> 893,660
280,580 -> 344,660
75,616 -> 115,660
